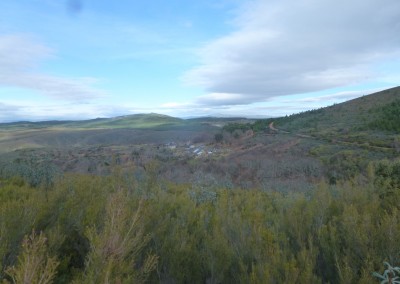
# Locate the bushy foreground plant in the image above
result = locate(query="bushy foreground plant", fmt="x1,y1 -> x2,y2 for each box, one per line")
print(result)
75,188 -> 157,283
4,231 -> 59,284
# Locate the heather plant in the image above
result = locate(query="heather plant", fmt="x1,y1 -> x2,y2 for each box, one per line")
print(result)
74,188 -> 157,283
4,231 -> 59,284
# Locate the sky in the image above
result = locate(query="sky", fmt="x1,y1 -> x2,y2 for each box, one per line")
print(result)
0,0 -> 399,122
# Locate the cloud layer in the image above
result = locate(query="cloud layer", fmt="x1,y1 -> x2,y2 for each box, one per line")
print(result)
0,34 -> 105,99
184,0 -> 400,105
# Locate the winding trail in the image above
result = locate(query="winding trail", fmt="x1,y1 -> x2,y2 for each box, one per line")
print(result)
268,122 -> 278,131
268,122 -> 290,134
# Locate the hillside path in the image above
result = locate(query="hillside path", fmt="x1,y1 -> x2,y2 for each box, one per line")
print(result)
268,122 -> 278,131
269,122 -> 290,134
269,121 -> 313,138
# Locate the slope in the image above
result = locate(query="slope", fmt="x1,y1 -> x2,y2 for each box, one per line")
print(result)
269,86 -> 400,148
273,86 -> 399,131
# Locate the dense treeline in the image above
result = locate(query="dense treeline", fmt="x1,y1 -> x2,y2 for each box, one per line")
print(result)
222,120 -> 273,134
1,159 -> 400,283
368,100 -> 400,132
220,107 -> 327,135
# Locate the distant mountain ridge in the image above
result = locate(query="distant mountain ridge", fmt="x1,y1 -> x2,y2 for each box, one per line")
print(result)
0,113 -> 256,132
0,113 -> 185,130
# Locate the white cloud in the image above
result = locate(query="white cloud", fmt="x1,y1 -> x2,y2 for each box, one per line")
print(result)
285,89 -> 387,103
0,100 -> 135,122
0,34 -> 52,71
0,34 -> 106,99
160,102 -> 192,109
183,0 -> 400,105
195,92 -> 249,106
0,102 -> 23,122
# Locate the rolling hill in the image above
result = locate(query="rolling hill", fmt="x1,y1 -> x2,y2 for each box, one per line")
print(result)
267,86 -> 400,149
274,86 -> 400,132
0,113 -> 185,131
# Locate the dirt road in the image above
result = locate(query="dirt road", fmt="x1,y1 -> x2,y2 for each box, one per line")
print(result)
269,122 -> 290,134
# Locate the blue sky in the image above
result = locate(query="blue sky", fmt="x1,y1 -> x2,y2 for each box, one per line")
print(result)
0,0 -> 399,122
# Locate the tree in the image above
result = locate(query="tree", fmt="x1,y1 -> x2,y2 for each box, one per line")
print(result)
214,133 -> 223,143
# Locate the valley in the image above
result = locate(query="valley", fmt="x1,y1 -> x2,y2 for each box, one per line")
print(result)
1,87 -> 400,283
1,88 -> 399,192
